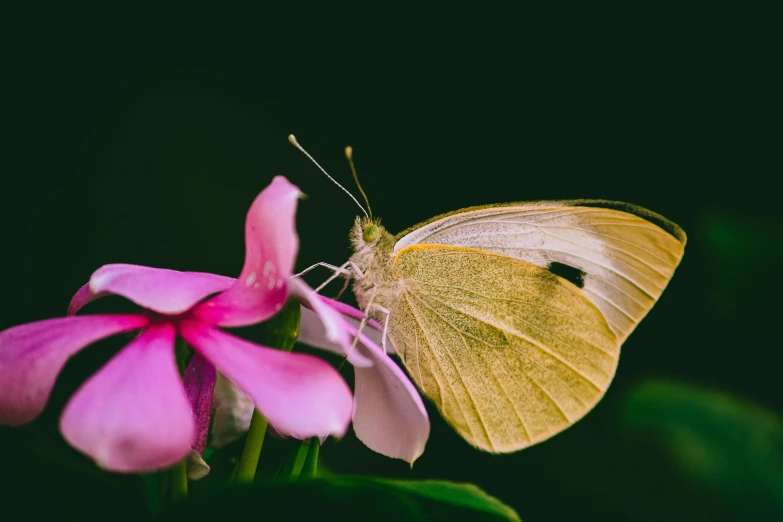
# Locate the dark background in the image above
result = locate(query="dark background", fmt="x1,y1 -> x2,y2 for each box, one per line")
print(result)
1,7 -> 780,521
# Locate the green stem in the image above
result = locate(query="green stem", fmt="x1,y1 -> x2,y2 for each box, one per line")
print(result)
170,460 -> 188,502
277,440 -> 309,480
233,298 -> 300,485
235,409 -> 268,484
300,438 -> 320,479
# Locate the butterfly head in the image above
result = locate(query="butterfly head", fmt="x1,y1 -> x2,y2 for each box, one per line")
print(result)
363,223 -> 380,242
351,216 -> 393,253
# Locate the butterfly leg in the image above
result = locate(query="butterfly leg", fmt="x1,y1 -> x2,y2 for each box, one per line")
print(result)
372,304 -> 391,354
347,261 -> 365,280
334,276 -> 352,300
312,261 -> 352,293
350,283 -> 377,351
294,262 -> 352,279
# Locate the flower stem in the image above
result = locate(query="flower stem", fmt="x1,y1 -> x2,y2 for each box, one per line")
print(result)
235,409 -> 268,484
300,438 -> 320,479
170,460 -> 188,502
277,440 -> 309,480
233,298 -> 300,485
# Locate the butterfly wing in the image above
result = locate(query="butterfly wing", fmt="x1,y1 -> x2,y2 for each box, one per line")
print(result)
394,201 -> 686,342
389,244 -> 619,452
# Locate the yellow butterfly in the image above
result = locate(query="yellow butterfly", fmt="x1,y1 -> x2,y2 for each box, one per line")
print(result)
290,136 -> 686,453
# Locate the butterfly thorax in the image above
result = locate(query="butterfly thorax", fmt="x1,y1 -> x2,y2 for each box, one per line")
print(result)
348,216 -> 400,316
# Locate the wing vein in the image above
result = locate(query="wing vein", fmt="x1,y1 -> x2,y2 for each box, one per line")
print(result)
534,228 -> 665,290
539,225 -> 677,271
404,292 -> 488,443
401,296 -> 448,414
418,281 -> 618,348
497,329 -> 571,427
583,289 -> 637,321
413,291 -> 606,391
457,328 -> 510,449
422,291 -> 614,377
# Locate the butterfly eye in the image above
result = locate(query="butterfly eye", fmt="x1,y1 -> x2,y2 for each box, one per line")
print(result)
362,224 -> 380,242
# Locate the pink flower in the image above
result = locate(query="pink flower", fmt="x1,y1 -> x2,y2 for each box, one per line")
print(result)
204,280 -> 431,466
0,177 -> 353,473
296,293 -> 430,464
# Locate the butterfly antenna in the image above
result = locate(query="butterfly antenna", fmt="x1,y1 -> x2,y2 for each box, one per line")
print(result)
288,135 -> 368,218
344,146 -> 373,219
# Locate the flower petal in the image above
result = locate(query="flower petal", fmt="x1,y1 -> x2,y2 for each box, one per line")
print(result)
0,315 -> 150,426
192,176 -> 301,327
180,320 -> 352,440
349,327 -> 429,464
316,296 -> 396,354
183,351 -> 216,456
292,278 -> 372,367
209,373 -> 254,448
67,283 -> 96,316
89,264 -> 235,315
286,293 -> 422,459
60,323 -> 194,472
298,297 -> 394,359
318,296 -> 380,329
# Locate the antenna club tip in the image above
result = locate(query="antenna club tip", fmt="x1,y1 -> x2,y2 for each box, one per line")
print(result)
288,134 -> 299,145
344,146 -> 353,159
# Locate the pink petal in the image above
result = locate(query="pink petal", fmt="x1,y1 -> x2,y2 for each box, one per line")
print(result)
0,315 -> 150,426
349,327 -> 429,464
289,293 -> 422,459
291,278 -> 372,367
193,177 -> 301,327
60,323 -> 194,473
319,297 -> 395,354
320,296 -> 383,330
298,296 -> 395,359
67,283 -> 95,316
179,320 -> 352,440
88,264 -> 235,315
183,351 -> 216,456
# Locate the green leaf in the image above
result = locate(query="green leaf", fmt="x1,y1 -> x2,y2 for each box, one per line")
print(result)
624,379 -> 783,513
372,478 -> 521,521
156,476 -> 520,521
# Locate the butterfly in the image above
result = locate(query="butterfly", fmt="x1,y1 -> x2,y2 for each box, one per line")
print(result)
290,135 -> 686,453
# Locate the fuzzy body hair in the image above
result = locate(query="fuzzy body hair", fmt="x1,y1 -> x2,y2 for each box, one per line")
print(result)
349,216 -> 401,319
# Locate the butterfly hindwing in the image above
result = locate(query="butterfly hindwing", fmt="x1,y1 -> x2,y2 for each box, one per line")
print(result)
394,201 -> 686,342
389,244 -> 619,452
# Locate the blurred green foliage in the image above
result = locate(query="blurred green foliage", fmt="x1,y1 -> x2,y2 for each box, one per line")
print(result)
158,477 -> 520,522
624,379 -> 783,515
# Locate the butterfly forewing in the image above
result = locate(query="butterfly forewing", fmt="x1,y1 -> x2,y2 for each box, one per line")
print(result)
389,244 -> 619,452
394,202 -> 686,342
